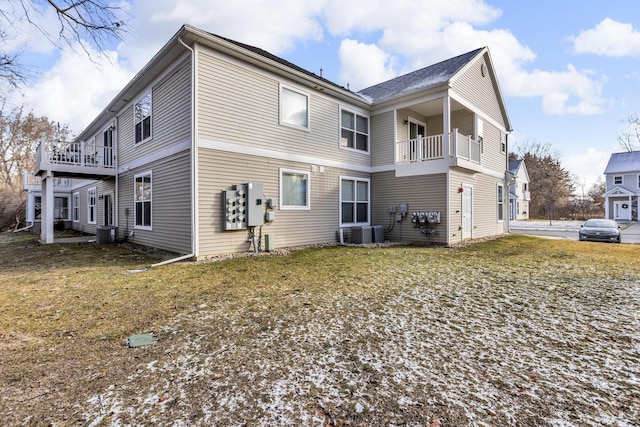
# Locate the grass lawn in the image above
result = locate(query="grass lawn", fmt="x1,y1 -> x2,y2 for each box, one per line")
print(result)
0,232 -> 639,426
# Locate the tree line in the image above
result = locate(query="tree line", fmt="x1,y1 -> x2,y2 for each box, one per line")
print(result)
510,141 -> 605,221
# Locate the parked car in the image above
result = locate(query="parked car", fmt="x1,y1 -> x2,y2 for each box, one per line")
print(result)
578,219 -> 621,243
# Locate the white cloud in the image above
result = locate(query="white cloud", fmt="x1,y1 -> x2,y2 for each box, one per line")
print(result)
507,65 -> 606,115
322,1 -> 606,116
338,40 -> 397,90
571,18 -> 640,57
20,45 -> 134,135
138,0 -> 326,55
563,147 -> 612,189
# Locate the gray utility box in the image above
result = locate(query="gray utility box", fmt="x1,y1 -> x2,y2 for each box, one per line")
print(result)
372,225 -> 384,243
96,226 -> 117,244
351,226 -> 372,244
246,183 -> 264,227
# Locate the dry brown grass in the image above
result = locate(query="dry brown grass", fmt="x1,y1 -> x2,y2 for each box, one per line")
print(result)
1,232 -> 639,426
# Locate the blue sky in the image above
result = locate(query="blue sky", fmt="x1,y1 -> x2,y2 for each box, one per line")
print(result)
4,0 -> 640,191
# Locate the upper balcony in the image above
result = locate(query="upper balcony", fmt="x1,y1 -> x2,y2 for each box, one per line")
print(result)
35,140 -> 116,179
395,129 -> 482,176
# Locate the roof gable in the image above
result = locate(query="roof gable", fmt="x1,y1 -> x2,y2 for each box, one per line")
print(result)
356,48 -> 484,103
604,151 -> 640,174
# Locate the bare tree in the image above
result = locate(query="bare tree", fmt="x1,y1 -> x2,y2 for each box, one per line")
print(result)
511,141 -> 575,221
0,0 -> 126,86
0,100 -> 70,230
617,114 -> 640,152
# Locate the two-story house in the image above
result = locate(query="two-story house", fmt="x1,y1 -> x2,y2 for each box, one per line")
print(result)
28,24 -> 512,258
508,159 -> 530,220
602,151 -> 640,221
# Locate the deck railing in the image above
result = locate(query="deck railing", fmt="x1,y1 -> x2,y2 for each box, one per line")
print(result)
37,140 -> 115,169
23,172 -> 72,188
450,131 -> 481,164
396,134 -> 444,163
396,129 -> 481,165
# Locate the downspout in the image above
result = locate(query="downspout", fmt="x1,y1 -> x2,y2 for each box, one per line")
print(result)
151,36 -> 197,267
14,222 -> 34,233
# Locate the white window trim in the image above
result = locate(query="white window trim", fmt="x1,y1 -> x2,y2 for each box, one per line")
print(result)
87,187 -> 97,225
134,171 -> 153,230
497,183 -> 504,223
134,90 -> 152,145
339,175 -> 371,227
279,84 -> 310,131
279,168 -> 311,210
339,107 -> 370,154
614,175 -> 623,186
72,192 -> 80,222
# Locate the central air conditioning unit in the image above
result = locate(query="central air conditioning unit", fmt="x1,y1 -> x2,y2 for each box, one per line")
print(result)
351,226 -> 372,244
96,226 -> 117,243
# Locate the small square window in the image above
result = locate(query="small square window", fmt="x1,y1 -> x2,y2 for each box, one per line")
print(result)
614,176 -> 623,185
280,169 -> 310,209
280,86 -> 309,129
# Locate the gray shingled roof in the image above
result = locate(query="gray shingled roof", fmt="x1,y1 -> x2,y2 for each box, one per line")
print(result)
508,160 -> 523,174
604,151 -> 640,174
357,48 -> 484,103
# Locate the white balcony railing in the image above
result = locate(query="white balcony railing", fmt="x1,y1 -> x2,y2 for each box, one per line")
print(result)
396,134 -> 444,164
449,130 -> 481,164
37,140 -> 115,170
22,171 -> 72,189
396,129 -> 481,165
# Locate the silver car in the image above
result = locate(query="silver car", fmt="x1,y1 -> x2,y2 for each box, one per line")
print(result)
578,219 -> 621,243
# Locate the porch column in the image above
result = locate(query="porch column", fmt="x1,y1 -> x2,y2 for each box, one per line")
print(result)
40,173 -> 54,244
630,195 -> 633,220
604,196 -> 609,219
442,95 -> 451,158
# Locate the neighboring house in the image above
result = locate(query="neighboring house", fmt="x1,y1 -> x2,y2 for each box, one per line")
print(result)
508,159 -> 530,220
602,151 -> 640,221
26,24 -> 513,258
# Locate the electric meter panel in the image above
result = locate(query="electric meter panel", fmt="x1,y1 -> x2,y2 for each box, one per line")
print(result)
222,188 -> 247,230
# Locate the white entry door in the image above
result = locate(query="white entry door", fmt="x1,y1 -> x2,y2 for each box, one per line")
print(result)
614,201 -> 631,220
462,185 -> 473,239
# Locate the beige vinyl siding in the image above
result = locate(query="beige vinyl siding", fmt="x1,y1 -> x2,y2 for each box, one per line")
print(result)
117,150 -> 192,254
451,110 -> 473,136
70,179 -> 115,234
452,52 -> 508,129
370,110 -> 395,167
370,171 -> 447,244
449,169 -> 507,242
197,148 -> 368,257
196,49 -> 370,168
481,120 -> 507,173
118,57 -> 192,166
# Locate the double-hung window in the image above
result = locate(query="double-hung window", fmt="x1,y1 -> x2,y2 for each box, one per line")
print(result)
497,184 -> 504,222
280,169 -> 310,210
280,86 -> 309,129
135,91 -> 152,143
341,109 -> 369,152
87,188 -> 97,224
73,192 -> 80,222
614,176 -> 623,185
135,172 -> 152,229
340,177 -> 369,225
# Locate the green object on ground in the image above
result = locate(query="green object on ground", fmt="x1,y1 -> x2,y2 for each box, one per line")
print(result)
127,334 -> 158,348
